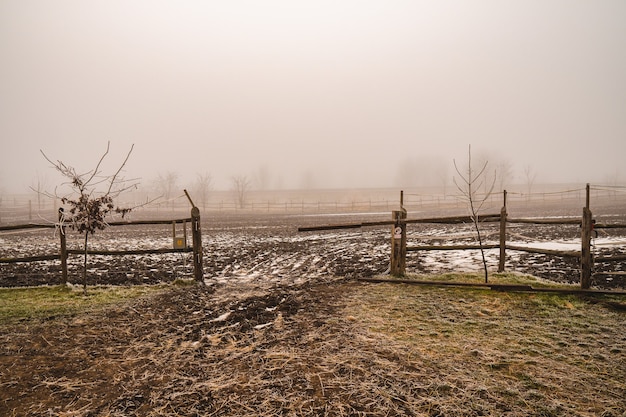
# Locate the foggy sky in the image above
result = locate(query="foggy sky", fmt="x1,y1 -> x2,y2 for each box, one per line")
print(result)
1,0 -> 625,194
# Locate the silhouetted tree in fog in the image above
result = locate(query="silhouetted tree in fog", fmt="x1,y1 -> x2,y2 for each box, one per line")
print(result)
253,165 -> 271,191
232,175 -> 251,209
30,171 -> 49,211
156,171 -> 179,208
496,159 -> 513,193
523,165 -> 537,200
192,172 -> 213,210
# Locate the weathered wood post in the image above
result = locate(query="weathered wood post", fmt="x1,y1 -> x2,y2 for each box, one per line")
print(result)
581,184 -> 593,289
191,207 -> 204,284
58,208 -> 68,284
498,190 -> 507,272
390,191 -> 407,277
184,189 -> 204,284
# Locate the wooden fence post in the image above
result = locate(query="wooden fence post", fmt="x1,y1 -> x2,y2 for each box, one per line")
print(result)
390,209 -> 407,276
581,184 -> 593,289
498,190 -> 507,273
58,208 -> 68,284
191,206 -> 204,284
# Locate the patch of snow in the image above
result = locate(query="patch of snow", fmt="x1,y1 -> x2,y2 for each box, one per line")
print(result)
211,311 -> 231,322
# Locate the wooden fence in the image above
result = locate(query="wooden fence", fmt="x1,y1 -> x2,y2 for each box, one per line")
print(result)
0,207 -> 204,283
300,186 -> 626,289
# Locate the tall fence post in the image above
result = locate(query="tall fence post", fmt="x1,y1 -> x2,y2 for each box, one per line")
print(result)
58,208 -> 68,284
581,184 -> 593,289
191,206 -> 204,284
498,190 -> 507,273
390,207 -> 407,277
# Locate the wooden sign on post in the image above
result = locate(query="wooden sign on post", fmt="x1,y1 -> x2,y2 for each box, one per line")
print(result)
172,220 -> 187,249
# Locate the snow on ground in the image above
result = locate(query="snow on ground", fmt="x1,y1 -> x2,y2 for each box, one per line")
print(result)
1,211 -> 625,288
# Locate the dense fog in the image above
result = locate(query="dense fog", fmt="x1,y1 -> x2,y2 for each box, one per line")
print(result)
1,1 -> 625,195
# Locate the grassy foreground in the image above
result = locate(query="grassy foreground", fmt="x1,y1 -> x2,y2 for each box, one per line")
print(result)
0,274 -> 624,416
0,283 -> 178,322
345,275 -> 626,416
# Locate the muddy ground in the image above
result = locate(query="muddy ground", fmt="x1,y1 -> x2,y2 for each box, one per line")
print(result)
1,197 -> 626,289
2,278 -> 626,416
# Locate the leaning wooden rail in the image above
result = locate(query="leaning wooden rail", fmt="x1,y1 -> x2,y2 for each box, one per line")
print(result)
0,218 -> 192,232
406,244 -> 580,258
407,244 -> 500,251
595,223 -> 626,229
505,244 -> 580,258
297,220 -> 392,232
0,223 -> 56,231
108,218 -> 191,226
0,254 -> 59,263
507,218 -> 581,225
297,214 -> 502,232
595,254 -> 626,263
0,248 -> 192,264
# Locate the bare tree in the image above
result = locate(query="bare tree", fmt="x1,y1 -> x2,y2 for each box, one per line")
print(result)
299,170 -> 317,190
495,159 -> 514,193
523,165 -> 537,201
156,171 -> 179,208
253,165 -> 271,191
192,172 -> 213,210
454,145 -> 496,283
232,175 -> 251,209
41,142 -> 138,293
30,171 -> 49,211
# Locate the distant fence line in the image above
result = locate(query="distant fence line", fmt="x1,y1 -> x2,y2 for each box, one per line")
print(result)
2,185 -> 625,224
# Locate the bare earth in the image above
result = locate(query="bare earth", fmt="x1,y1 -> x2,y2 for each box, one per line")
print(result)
1,278 -> 625,416
1,198 -> 626,416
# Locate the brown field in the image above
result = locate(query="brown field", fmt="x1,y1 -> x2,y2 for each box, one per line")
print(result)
1,278 -> 625,416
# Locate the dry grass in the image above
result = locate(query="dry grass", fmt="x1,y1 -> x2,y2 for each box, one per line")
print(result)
1,277 -> 625,416
347,280 -> 626,416
0,283 -> 173,322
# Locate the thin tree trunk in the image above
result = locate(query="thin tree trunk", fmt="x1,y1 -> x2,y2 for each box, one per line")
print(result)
83,232 -> 88,294
474,217 -> 489,283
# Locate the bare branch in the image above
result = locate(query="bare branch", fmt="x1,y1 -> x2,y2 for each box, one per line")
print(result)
83,141 -> 111,188
107,143 -> 135,195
